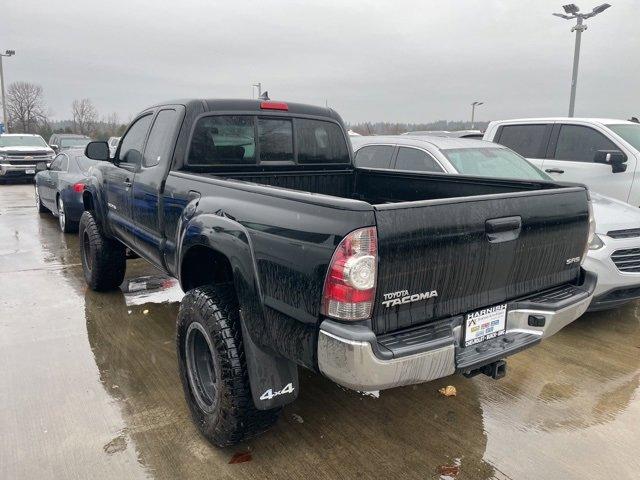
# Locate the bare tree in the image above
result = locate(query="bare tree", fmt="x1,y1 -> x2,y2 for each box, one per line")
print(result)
103,111 -> 120,137
71,98 -> 98,135
6,81 -> 49,133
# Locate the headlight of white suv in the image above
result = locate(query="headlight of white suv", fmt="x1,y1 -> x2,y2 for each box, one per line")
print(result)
588,233 -> 604,250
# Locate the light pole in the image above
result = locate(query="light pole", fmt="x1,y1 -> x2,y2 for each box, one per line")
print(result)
471,101 -> 483,129
0,49 -> 16,133
553,3 -> 611,117
252,82 -> 262,98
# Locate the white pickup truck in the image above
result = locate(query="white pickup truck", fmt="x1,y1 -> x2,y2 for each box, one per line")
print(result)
483,118 -> 640,207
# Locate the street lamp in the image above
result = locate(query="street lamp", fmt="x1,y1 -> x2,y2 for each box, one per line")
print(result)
471,101 -> 483,129
252,82 -> 262,98
0,49 -> 15,133
553,3 -> 611,117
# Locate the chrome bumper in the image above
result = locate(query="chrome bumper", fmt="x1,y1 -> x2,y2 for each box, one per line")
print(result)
318,278 -> 594,392
0,163 -> 37,175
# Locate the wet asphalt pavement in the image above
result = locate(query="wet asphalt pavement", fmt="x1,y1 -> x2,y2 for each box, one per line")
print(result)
1,183 -> 640,480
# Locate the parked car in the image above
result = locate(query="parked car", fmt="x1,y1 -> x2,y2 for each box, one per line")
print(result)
34,149 -> 99,232
80,98 -> 594,446
483,118 -> 640,206
351,135 -> 640,311
107,136 -> 121,156
0,133 -> 55,182
48,133 -> 92,153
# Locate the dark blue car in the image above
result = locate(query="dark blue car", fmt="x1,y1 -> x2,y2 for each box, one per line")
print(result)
34,149 -> 100,232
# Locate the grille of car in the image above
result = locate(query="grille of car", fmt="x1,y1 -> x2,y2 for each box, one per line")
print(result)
611,248 -> 640,273
607,228 -> 640,239
4,153 -> 51,160
7,160 -> 46,165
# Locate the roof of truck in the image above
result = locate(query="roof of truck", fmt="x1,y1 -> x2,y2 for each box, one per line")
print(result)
350,135 -> 496,150
149,98 -> 339,120
488,117 -> 635,125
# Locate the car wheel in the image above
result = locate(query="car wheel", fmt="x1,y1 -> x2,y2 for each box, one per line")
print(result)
79,210 -> 126,291
177,284 -> 281,447
35,186 -> 48,213
57,195 -> 78,233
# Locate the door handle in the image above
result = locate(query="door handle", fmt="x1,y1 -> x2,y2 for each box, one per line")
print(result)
123,178 -> 132,187
486,216 -> 522,243
545,168 -> 564,174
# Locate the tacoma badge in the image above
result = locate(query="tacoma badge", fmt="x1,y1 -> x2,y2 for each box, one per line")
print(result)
382,289 -> 438,308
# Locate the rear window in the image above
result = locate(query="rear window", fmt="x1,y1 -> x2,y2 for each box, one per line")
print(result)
258,118 -> 293,162
497,124 -> 548,158
296,119 -> 349,164
189,116 -> 255,165
75,156 -> 101,174
442,147 -> 550,180
187,115 -> 348,166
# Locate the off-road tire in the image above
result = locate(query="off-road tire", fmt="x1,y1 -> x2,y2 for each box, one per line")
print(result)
79,211 -> 126,291
177,284 -> 281,446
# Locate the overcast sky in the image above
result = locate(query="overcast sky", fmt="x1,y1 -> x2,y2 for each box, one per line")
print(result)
4,0 -> 639,124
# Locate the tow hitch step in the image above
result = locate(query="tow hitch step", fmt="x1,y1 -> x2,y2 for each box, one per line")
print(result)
463,359 -> 507,380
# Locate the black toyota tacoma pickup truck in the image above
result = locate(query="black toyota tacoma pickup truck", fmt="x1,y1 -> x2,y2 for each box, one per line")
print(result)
79,98 -> 596,446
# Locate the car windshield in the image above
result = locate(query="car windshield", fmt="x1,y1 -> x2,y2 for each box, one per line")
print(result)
606,123 -> 640,151
0,135 -> 48,148
60,138 -> 90,147
442,147 -> 551,181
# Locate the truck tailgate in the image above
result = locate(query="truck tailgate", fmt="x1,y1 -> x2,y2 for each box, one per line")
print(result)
372,188 -> 589,334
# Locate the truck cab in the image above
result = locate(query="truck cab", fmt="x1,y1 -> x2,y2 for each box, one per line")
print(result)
483,118 -> 640,206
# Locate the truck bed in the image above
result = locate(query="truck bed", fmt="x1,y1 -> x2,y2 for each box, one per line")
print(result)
203,166 -> 561,205
175,166 -> 588,336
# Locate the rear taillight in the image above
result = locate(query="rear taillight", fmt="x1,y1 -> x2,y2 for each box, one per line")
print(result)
73,182 -> 86,193
321,227 -> 377,321
582,199 -> 596,264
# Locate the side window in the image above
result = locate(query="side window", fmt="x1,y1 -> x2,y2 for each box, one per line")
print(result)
188,115 -> 255,165
258,118 -> 293,162
553,125 -> 618,162
118,114 -> 153,166
395,147 -> 443,172
497,124 -> 548,158
143,109 -> 178,167
354,145 -> 395,168
49,154 -> 64,171
59,155 -> 69,172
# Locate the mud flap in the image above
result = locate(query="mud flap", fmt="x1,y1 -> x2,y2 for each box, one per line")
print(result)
240,320 -> 299,410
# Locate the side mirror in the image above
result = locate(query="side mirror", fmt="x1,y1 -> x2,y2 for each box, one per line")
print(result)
594,150 -> 627,173
50,144 -> 59,153
85,141 -> 111,161
35,162 -> 47,172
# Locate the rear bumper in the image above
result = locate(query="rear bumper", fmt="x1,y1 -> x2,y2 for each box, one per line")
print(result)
317,271 -> 596,391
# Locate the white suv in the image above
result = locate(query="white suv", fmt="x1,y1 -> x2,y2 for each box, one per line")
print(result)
483,118 -> 640,206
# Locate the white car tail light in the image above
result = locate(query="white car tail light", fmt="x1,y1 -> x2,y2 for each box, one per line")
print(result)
582,199 -> 596,264
321,227 -> 377,320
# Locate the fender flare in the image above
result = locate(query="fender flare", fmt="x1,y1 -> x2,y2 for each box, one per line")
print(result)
82,178 -> 112,236
178,211 -> 299,410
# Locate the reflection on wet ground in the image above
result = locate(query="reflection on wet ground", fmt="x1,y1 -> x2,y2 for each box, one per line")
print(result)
2,184 -> 640,479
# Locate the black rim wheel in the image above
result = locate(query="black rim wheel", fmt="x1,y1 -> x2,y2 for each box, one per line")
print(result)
185,322 -> 218,413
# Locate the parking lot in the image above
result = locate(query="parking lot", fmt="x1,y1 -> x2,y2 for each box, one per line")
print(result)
0,183 -> 638,479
